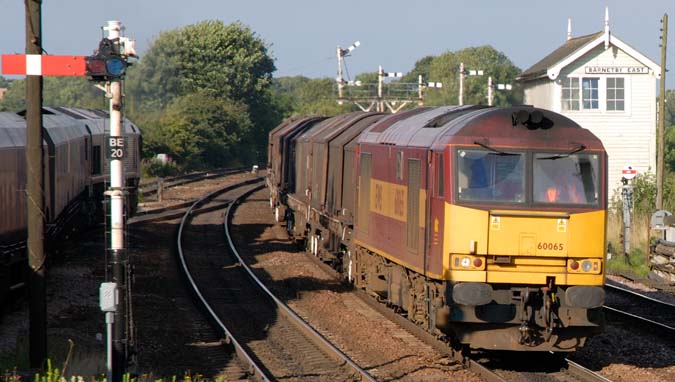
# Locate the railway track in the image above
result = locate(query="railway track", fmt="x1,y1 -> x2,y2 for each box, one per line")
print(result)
139,166 -> 250,197
177,179 -> 375,381
604,279 -> 675,337
473,353 -> 612,382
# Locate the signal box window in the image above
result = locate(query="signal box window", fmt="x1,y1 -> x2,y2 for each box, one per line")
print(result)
533,153 -> 599,205
582,78 -> 599,110
456,149 -> 525,203
606,77 -> 625,111
561,78 -> 580,111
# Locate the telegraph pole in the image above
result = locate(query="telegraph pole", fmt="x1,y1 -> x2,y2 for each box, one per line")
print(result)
378,65 -> 384,112
487,76 -> 512,106
25,0 -> 47,368
458,63 -> 483,105
657,13 -> 668,210
417,75 -> 442,106
487,76 -> 494,106
337,45 -> 344,102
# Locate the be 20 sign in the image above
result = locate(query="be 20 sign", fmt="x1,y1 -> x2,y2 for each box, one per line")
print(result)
106,136 -> 127,159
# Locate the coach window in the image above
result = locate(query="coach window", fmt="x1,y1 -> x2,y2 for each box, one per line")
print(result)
582,77 -> 599,110
606,77 -> 625,111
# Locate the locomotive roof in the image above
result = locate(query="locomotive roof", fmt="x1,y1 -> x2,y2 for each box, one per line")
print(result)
0,111 -> 25,129
42,110 -> 90,145
51,107 -> 141,135
358,106 -> 605,152
311,112 -> 381,144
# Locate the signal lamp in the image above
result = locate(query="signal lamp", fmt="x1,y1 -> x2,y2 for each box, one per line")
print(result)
85,37 -> 128,82
86,58 -> 107,75
106,58 -> 126,76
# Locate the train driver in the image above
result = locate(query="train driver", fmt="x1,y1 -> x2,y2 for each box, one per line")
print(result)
534,163 -> 585,204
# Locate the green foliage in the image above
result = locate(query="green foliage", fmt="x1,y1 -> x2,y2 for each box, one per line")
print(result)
421,46 -> 522,107
664,90 -> 675,172
628,171 -> 675,216
158,91 -> 253,170
0,76 -> 10,88
0,78 -> 25,112
126,20 -> 274,112
126,20 -> 278,167
44,77 -> 107,109
400,56 -> 435,83
606,250 -> 650,277
0,77 -> 105,112
271,76 -> 357,117
607,171 -> 675,273
142,159 -> 179,178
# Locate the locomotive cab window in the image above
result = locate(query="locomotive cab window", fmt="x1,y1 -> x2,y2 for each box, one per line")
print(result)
456,149 -> 525,203
533,153 -> 599,205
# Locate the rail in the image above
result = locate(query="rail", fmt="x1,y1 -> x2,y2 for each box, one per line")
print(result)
176,177 -> 271,382
223,185 -> 377,382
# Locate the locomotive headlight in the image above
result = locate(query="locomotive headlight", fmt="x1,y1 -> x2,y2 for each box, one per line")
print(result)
581,260 -> 593,272
461,257 -> 471,268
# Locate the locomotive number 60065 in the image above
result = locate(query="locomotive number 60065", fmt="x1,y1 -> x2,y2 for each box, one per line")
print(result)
538,242 -> 564,250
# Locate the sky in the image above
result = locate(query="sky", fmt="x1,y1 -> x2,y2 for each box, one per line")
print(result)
0,0 -> 673,88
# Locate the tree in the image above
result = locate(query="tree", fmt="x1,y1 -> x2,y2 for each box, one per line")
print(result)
0,77 -> 105,111
126,20 -> 274,112
400,56 -> 435,83
271,76 -> 355,117
159,91 -> 253,170
125,20 -> 278,166
0,78 -> 25,111
421,46 -> 522,107
664,90 -> 675,172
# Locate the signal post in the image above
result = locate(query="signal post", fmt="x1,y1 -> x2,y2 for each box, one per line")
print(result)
88,20 -> 135,382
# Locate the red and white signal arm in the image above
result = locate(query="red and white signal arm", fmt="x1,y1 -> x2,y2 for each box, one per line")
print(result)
1,54 -> 86,76
622,165 -> 638,180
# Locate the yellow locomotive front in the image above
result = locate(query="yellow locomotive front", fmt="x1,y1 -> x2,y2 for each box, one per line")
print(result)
440,143 -> 607,351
